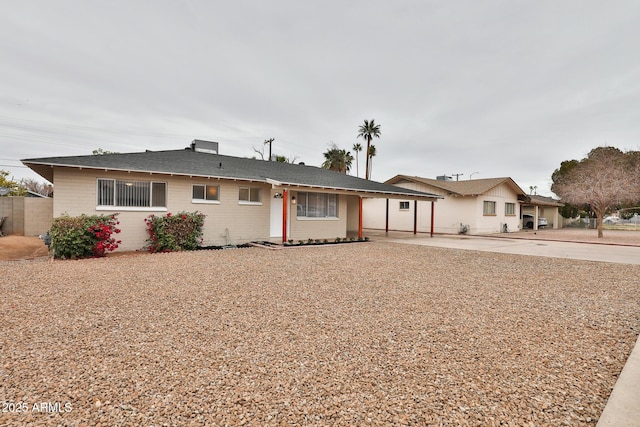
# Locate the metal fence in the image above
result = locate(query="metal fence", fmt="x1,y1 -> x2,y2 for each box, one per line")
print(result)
563,217 -> 640,231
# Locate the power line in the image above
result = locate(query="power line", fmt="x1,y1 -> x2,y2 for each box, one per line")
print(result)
0,114 -> 194,139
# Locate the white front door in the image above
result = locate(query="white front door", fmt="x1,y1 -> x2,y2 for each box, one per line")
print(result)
270,190 -> 283,238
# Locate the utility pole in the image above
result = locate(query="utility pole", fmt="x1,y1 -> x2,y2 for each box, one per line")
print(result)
451,173 -> 464,181
264,138 -> 274,161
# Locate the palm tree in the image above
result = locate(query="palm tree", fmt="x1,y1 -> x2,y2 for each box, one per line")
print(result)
322,144 -> 353,174
352,143 -> 363,177
368,145 -> 377,179
357,119 -> 381,180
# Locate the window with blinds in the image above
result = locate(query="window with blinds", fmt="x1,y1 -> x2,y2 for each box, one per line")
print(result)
97,179 -> 166,208
505,202 -> 515,216
483,200 -> 496,215
296,192 -> 338,218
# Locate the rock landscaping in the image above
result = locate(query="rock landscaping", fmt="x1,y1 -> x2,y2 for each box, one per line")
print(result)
1,241 -> 639,425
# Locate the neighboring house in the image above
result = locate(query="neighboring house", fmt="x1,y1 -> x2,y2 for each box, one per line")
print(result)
521,194 -> 563,230
363,175 -> 529,235
25,190 -> 49,198
22,141 -> 440,251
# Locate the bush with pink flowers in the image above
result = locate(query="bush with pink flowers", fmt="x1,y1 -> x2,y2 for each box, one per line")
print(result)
50,214 -> 122,259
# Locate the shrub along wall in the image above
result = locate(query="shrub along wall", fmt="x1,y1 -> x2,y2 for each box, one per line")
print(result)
49,214 -> 121,259
144,211 -> 206,253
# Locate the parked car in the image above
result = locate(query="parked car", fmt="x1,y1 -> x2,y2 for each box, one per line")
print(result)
603,216 -> 622,224
522,214 -> 548,229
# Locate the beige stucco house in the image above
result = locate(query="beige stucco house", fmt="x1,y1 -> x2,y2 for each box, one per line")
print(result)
23,141 -> 440,251
363,175 -> 530,235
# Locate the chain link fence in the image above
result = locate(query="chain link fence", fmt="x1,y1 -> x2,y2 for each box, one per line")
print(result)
563,216 -> 640,230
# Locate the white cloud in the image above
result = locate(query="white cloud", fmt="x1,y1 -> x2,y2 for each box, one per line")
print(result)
1,0 -> 639,195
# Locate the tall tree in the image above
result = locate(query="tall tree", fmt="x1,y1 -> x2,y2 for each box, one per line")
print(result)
368,145 -> 377,179
92,148 -> 118,155
321,144 -> 353,174
272,154 -> 300,163
20,178 -> 53,197
551,146 -> 640,238
0,170 -> 26,196
352,143 -> 363,178
357,119 -> 381,180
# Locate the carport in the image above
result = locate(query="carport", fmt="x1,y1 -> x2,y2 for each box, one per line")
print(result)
521,194 -> 563,230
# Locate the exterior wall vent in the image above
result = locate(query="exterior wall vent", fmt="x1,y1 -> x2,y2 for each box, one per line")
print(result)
191,140 -> 219,154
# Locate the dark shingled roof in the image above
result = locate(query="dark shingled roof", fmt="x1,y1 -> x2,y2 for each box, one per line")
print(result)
23,149 -> 442,200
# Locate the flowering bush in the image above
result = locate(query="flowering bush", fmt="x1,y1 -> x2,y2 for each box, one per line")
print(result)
144,211 -> 205,253
50,214 -> 121,259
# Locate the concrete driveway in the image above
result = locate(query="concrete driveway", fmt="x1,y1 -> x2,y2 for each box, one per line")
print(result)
367,231 -> 640,265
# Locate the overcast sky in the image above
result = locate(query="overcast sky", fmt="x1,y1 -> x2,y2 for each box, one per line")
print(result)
2,1 -> 639,196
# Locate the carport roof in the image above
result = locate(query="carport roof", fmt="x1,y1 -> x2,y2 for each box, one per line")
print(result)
23,149 -> 443,201
523,194 -> 564,207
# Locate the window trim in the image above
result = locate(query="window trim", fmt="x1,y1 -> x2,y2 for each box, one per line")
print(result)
96,206 -> 167,212
505,202 -> 516,216
192,184 -> 221,204
238,187 -> 262,205
483,200 -> 497,216
399,201 -> 410,211
296,192 -> 339,219
96,178 -> 167,211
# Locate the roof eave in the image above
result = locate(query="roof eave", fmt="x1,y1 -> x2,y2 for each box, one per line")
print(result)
21,161 -> 268,184
22,162 -> 441,200
268,180 -> 442,200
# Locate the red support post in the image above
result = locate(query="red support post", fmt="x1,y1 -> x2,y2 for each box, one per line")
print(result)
282,189 -> 288,243
413,200 -> 417,234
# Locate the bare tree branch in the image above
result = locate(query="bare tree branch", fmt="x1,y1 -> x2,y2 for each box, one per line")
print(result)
551,147 -> 640,237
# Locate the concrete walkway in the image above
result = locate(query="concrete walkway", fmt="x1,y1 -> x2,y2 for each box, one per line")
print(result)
367,230 -> 640,265
367,230 -> 640,425
598,333 -> 640,426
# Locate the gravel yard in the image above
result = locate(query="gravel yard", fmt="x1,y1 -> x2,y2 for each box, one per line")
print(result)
1,241 -> 639,426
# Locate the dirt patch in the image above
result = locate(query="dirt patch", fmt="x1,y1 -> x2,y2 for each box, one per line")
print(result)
0,235 -> 50,261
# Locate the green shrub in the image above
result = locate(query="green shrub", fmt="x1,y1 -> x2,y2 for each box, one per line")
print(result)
50,214 -> 121,259
144,211 -> 205,253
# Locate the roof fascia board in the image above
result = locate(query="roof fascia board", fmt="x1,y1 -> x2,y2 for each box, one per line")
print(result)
272,180 -> 442,200
265,178 -> 283,187
23,162 -> 267,184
